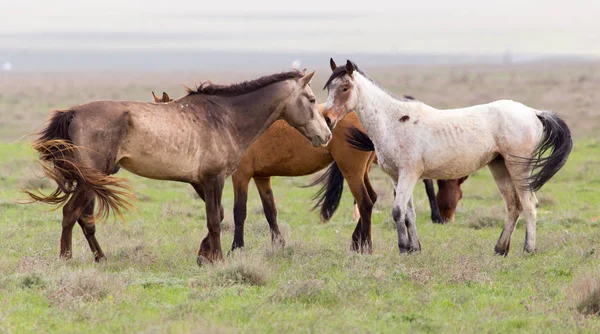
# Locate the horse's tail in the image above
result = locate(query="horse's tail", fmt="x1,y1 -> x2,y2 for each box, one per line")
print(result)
307,162 -> 345,222
24,109 -> 132,221
345,126 -> 374,151
520,111 -> 573,191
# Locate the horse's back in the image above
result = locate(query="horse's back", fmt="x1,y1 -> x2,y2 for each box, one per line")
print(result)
242,120 -> 331,177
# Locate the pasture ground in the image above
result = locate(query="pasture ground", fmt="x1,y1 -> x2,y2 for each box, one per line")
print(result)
1,62 -> 599,332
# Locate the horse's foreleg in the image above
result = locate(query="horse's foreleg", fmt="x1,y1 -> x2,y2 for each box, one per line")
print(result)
423,179 -> 443,224
489,158 -> 522,256
254,177 -> 284,249
231,175 -> 250,251
392,176 -> 419,254
197,175 -> 225,265
405,196 -> 421,251
192,183 -> 224,222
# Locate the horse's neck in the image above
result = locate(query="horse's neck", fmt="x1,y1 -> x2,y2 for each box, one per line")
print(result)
353,74 -> 418,144
227,82 -> 290,151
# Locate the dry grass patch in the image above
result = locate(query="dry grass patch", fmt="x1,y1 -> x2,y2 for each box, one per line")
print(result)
464,206 -> 505,230
204,252 -> 269,287
271,279 -> 332,304
48,267 -> 125,306
569,271 -> 600,316
449,256 -> 492,285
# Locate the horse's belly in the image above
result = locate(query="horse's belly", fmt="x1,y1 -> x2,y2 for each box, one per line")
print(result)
422,148 -> 497,179
118,150 -> 201,182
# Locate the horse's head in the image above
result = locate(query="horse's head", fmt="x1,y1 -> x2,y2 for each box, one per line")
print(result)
436,176 -> 468,222
152,91 -> 173,103
322,58 -> 360,130
279,70 -> 331,147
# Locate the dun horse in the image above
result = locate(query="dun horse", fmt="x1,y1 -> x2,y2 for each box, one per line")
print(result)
26,70 -> 331,264
154,92 -> 466,253
324,59 -> 572,255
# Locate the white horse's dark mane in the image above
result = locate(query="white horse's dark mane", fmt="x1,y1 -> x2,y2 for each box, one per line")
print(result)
324,61 -> 416,102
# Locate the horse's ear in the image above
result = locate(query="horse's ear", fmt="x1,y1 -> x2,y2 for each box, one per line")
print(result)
152,91 -> 161,103
459,175 -> 469,184
162,92 -> 171,102
299,70 -> 316,87
330,58 -> 337,71
345,60 -> 354,75
301,68 -> 307,75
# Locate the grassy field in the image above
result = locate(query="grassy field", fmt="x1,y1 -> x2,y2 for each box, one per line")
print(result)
1,63 -> 600,332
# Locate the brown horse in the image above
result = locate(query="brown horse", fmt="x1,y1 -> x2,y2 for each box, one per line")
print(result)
155,91 -> 466,253
26,70 -> 331,264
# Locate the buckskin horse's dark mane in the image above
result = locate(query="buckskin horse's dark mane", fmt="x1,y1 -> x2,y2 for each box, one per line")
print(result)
186,70 -> 303,97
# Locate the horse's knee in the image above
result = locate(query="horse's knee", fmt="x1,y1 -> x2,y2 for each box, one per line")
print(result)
392,206 -> 402,222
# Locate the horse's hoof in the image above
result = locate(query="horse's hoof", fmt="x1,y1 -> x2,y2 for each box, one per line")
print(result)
272,235 -> 286,250
230,243 -> 244,254
398,245 -> 411,254
431,215 -> 445,224
196,255 -> 212,267
494,245 -> 510,257
523,245 -> 536,254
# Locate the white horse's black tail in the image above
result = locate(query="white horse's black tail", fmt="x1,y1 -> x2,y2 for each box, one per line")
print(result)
345,126 -> 374,151
522,111 -> 573,191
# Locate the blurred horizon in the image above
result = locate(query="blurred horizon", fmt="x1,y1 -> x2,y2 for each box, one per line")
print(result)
1,1 -> 599,70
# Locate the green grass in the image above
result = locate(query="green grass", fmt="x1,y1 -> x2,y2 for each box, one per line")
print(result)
1,139 -> 599,333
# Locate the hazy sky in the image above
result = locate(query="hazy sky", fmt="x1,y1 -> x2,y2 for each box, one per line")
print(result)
1,0 -> 599,55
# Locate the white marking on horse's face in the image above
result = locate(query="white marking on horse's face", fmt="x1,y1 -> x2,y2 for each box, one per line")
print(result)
323,74 -> 359,129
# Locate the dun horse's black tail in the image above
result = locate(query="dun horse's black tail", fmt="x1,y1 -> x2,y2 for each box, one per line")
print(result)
307,162 -> 345,222
345,126 -> 374,151
521,111 -> 573,191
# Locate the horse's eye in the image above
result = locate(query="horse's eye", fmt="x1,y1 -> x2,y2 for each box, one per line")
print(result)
309,98 -> 316,104
343,87 -> 349,92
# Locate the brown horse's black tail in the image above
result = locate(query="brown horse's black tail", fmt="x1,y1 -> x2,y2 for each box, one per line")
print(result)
24,109 -> 132,221
306,162 -> 345,222
518,111 -> 573,191
345,126 -> 374,151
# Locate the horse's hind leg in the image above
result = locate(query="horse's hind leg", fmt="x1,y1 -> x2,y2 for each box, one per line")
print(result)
60,192 -> 87,259
230,175 -> 250,251
254,177 -> 285,248
76,192 -> 105,261
488,158 -> 522,256
504,164 -> 538,253
346,177 -> 374,254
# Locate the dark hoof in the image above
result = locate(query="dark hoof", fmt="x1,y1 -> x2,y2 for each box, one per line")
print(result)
360,247 -> 373,255
196,255 -> 212,267
431,215 -> 445,224
494,245 -> 510,256
230,242 -> 244,253
398,245 -> 411,254
272,235 -> 286,250
59,253 -> 72,261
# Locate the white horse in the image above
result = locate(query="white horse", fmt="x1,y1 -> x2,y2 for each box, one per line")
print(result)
323,59 -> 572,255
